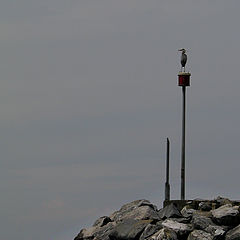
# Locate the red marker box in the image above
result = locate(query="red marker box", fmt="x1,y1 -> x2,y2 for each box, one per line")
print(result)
178,72 -> 191,87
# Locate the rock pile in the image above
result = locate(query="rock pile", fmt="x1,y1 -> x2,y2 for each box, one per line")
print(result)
74,197 -> 240,240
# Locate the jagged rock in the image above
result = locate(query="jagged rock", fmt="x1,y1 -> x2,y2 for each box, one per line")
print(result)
211,204 -> 240,226
225,224 -> 240,240
93,216 -> 112,227
199,201 -> 212,211
74,222 -> 116,240
110,200 -> 160,222
109,219 -> 151,240
191,214 -> 213,229
158,203 -> 182,220
181,206 -> 196,218
137,200 -> 158,212
187,230 -> 213,240
139,223 -> 163,240
205,225 -> 226,240
74,226 -> 97,240
150,228 -> 177,240
161,219 -> 193,238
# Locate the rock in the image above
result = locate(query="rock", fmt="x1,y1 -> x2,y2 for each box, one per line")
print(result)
158,203 -> 182,220
109,219 -> 151,240
150,228 -> 177,240
211,204 -> 240,226
181,206 -> 196,218
191,214 -> 213,230
93,216 -> 112,227
137,200 -> 158,212
139,223 -> 163,240
187,230 -> 213,240
225,224 -> 240,240
161,219 -> 193,238
199,201 -> 212,211
92,222 -> 117,240
74,222 -> 116,240
110,203 -> 160,222
74,227 -> 97,240
205,225 -> 226,240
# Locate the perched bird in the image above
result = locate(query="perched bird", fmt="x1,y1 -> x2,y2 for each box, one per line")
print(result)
178,48 -> 187,72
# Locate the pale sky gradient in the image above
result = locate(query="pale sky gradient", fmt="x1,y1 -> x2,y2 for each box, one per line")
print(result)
1,1 -> 240,239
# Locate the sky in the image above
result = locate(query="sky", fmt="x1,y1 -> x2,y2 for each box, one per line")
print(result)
1,0 -> 240,239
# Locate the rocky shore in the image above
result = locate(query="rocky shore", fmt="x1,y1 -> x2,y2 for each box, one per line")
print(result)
74,197 -> 240,240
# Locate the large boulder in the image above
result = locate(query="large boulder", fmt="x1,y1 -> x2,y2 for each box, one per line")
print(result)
150,228 -> 178,240
110,200 -> 160,222
158,203 -> 182,220
109,219 -> 151,240
161,219 -> 193,238
187,230 -> 213,240
211,204 -> 240,226
225,224 -> 240,240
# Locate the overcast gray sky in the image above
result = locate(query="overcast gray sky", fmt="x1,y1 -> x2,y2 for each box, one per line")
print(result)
1,1 -> 240,239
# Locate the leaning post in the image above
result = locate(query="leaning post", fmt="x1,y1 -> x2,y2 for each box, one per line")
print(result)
165,138 -> 170,201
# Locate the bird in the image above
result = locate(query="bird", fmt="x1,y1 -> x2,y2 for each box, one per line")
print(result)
178,48 -> 187,72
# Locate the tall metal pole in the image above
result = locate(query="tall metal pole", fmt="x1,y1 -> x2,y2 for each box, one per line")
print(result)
165,138 -> 170,201
178,48 -> 190,200
181,86 -> 186,200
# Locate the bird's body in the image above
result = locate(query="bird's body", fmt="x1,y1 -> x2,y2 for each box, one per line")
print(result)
178,49 -> 187,72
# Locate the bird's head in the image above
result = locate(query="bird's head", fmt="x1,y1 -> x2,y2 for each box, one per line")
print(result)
178,48 -> 186,54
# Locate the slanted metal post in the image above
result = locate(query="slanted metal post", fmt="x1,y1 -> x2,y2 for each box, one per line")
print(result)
165,138 -> 170,201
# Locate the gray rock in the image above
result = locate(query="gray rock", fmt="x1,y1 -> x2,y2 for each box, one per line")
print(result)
137,200 -> 158,211
205,225 -> 226,240
226,224 -> 240,240
181,206 -> 196,218
92,222 -> 117,240
211,204 -> 240,226
93,216 -> 112,227
158,203 -> 182,220
187,230 -> 213,240
109,219 -> 151,240
161,219 -> 193,238
74,222 -> 116,240
150,228 -> 177,240
110,205 -> 160,222
74,226 -> 97,240
139,223 -> 163,240
192,214 -> 213,230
